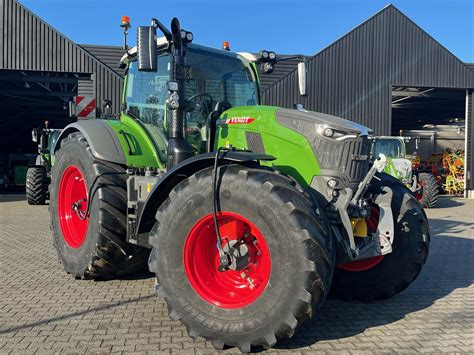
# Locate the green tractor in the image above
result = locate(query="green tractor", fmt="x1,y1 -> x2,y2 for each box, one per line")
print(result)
49,18 -> 430,351
26,122 -> 61,205
372,136 -> 439,208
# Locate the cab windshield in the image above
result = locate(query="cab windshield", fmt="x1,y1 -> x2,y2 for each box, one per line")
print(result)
373,138 -> 405,158
125,45 -> 259,155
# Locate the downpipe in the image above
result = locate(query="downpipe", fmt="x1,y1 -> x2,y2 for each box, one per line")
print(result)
334,154 -> 395,263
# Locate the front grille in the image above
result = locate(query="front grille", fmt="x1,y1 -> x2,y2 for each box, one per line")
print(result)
343,137 -> 371,183
314,136 -> 371,188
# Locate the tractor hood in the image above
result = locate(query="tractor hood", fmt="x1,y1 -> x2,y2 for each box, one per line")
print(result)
276,108 -> 372,138
275,107 -> 372,189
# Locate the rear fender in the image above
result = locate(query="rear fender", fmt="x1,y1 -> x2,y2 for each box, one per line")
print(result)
54,120 -> 127,166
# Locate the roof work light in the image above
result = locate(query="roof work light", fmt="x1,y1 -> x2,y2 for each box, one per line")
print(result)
120,16 -> 131,50
120,16 -> 131,30
180,29 -> 194,43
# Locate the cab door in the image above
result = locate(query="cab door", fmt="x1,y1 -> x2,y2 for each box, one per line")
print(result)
123,53 -> 171,166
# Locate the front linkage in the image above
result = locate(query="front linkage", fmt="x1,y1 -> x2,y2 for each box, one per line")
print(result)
334,153 -> 395,263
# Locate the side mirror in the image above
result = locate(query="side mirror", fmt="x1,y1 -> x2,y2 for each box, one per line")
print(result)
137,26 -> 157,71
298,62 -> 306,96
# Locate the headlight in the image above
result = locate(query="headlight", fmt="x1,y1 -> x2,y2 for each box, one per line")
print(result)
323,128 -> 334,137
316,124 -> 357,141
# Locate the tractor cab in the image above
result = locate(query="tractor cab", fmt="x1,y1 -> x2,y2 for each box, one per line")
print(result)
372,136 -> 413,183
372,136 -> 406,159
121,41 -> 260,161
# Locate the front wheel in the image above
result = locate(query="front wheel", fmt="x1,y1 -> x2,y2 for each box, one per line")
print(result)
331,173 -> 430,301
148,164 -> 334,351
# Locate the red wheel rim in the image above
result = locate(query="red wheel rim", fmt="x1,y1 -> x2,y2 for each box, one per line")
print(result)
337,207 -> 384,272
183,212 -> 271,309
415,180 -> 424,202
58,165 -> 89,248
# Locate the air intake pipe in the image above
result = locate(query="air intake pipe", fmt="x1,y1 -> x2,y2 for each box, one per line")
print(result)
166,17 -> 194,169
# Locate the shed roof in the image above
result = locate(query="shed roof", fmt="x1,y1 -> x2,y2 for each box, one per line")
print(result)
0,0 -> 122,79
80,44 -> 127,77
263,4 -> 474,97
262,4 -> 474,135
257,55 -> 311,92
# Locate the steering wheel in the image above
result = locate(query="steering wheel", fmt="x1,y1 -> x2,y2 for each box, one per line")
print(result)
188,93 -> 214,118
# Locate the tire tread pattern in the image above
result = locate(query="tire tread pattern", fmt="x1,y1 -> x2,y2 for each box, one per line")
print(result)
26,167 -> 48,205
51,132 -> 148,279
332,173 -> 430,302
418,172 -> 439,208
148,164 -> 335,351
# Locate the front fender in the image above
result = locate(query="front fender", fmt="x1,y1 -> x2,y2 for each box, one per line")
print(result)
136,151 -> 275,237
54,120 -> 127,166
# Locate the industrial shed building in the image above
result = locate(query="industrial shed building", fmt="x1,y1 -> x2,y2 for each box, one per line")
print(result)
0,0 -> 124,158
1,1 -> 473,196
262,5 -> 474,196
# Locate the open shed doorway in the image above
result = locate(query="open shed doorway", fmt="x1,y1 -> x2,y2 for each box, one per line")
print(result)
391,86 -> 467,195
0,70 -> 89,190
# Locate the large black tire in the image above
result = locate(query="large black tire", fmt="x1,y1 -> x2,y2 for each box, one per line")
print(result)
50,132 -> 149,279
417,172 -> 439,208
148,164 -> 335,351
26,166 -> 48,205
331,173 -> 430,301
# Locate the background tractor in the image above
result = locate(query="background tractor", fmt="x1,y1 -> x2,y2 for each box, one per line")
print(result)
25,122 -> 61,205
0,153 -> 36,190
48,17 -> 430,351
372,136 -> 439,208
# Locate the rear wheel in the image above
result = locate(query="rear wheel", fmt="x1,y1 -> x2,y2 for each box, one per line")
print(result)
332,173 -> 430,301
26,166 -> 48,205
148,164 -> 334,351
50,132 -> 149,279
415,172 -> 439,208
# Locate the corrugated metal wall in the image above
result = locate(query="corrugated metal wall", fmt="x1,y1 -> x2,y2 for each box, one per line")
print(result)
262,5 -> 474,135
467,90 -> 473,190
257,55 -> 310,92
78,79 -> 94,97
0,0 -> 123,114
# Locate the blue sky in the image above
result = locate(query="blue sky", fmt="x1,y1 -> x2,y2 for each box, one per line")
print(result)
20,0 -> 474,62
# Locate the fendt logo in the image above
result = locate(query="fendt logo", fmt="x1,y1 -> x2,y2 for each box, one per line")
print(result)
225,117 -> 255,124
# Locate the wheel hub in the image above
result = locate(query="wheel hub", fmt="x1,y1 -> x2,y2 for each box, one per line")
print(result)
223,239 -> 250,271
183,212 -> 271,309
58,165 -> 89,248
71,198 -> 87,219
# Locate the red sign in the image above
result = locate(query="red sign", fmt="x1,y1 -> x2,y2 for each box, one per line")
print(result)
74,96 -> 97,119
